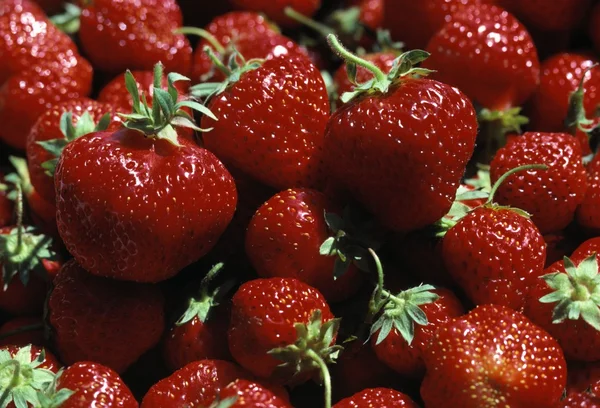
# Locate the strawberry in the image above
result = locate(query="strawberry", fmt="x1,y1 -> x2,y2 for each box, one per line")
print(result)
345,0 -> 384,31
561,392 -> 600,407
55,66 -> 237,282
211,379 -> 292,407
333,388 -> 418,408
577,153 -> 600,235
524,238 -> 600,362
199,52 -> 329,191
230,0 -> 321,28
370,287 -> 464,378
0,317 -> 44,347
39,361 -> 138,408
323,37 -> 477,233
245,188 -> 363,303
424,3 -> 540,112
527,53 -> 600,135
47,259 -> 165,374
140,359 -> 287,408
442,165 -> 548,310
420,304 -> 566,407
0,0 -> 93,150
26,98 -> 119,204
497,0 -> 592,32
490,132 -> 587,234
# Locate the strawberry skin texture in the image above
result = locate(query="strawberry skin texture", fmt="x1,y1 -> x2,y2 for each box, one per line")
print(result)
79,0 -> 192,75
524,238 -> 600,362
55,129 -> 237,282
246,188 -> 363,303
202,54 -> 330,191
48,259 -> 165,374
425,3 -> 540,110
0,0 -> 93,150
442,207 -> 546,310
333,388 -> 419,408
421,304 -> 566,407
577,154 -> 600,235
527,53 -> 600,134
490,132 -> 587,234
371,288 -> 464,378
26,98 -> 120,204
230,0 -> 321,27
228,277 -> 335,381
497,0 -> 592,32
217,379 -> 292,408
57,362 -> 138,408
324,78 -> 477,233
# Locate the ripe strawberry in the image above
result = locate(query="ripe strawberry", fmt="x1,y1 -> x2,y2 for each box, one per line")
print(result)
333,388 -> 418,408
140,359 -> 287,408
245,188 -> 363,303
26,98 -> 120,204
497,0 -> 592,32
527,54 -> 600,135
421,304 -> 566,407
47,259 -> 165,374
577,153 -> 600,235
425,3 -> 539,111
200,52 -> 329,191
490,132 -> 587,234
55,66 -> 237,282
524,238 -> 600,362
230,0 -> 321,27
38,361 -> 138,408
76,0 -> 192,75
324,38 -> 477,233
212,379 -> 292,407
561,392 -> 600,407
370,287 -> 464,378
228,277 -> 339,388
345,0 -> 384,31
0,0 -> 93,150
0,317 -> 44,347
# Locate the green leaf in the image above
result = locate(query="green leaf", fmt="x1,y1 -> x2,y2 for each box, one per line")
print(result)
324,212 -> 345,233
581,302 -> 600,331
153,88 -> 175,122
176,100 -> 218,121
95,113 -> 112,132
319,237 -> 336,256
36,139 -> 68,159
124,70 -> 141,113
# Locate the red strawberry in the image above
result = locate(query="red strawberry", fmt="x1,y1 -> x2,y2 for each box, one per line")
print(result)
39,361 -> 138,408
0,317 -> 44,347
370,287 -> 464,378
497,0 -> 592,32
0,0 -> 93,150
76,0 -> 192,75
245,188 -> 363,303
561,392 -> 600,407
200,52 -> 329,191
345,0 -> 384,31
230,0 -> 321,28
420,304 -> 566,407
333,388 -> 418,408
55,67 -> 237,282
212,379 -> 292,407
26,98 -> 120,204
524,238 -> 600,362
324,38 -> 477,233
425,3 -> 539,111
490,132 -> 587,234
228,277 -> 339,388
47,259 -> 165,373
527,53 -> 600,134
577,154 -> 600,235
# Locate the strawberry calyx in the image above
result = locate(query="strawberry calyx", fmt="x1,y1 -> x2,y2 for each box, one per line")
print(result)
0,346 -> 58,408
566,64 -> 600,135
4,157 -> 34,201
50,3 -> 82,34
36,369 -> 75,408
477,107 -> 529,164
268,310 -> 341,408
120,62 -> 217,146
37,111 -> 111,177
539,254 -> 600,331
326,34 -> 432,104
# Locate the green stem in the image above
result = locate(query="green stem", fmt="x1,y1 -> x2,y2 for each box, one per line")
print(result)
153,62 -> 164,90
368,248 -> 385,306
486,164 -> 548,205
203,46 -> 232,77
0,323 -> 44,341
326,34 -> 387,83
284,7 -> 334,38
0,360 -> 20,406
15,183 -> 23,254
201,262 -> 225,287
305,349 -> 332,408
176,27 -> 226,54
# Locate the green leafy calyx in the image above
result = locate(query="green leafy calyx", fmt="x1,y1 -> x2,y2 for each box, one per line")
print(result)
479,107 -> 529,135
566,64 -> 600,136
50,3 -> 81,34
176,263 -> 225,326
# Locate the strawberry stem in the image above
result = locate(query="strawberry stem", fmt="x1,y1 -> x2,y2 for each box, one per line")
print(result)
176,27 -> 226,54
15,183 -> 23,254
486,164 -> 548,205
305,349 -> 332,408
203,46 -> 233,77
327,34 -> 387,83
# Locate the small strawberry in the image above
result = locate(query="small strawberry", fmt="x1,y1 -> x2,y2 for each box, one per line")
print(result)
490,132 -> 587,234
497,0 -> 592,32
333,388 -> 418,408
577,153 -> 600,235
55,65 -> 237,282
47,259 -> 165,374
230,0 -> 321,28
0,0 -> 93,150
324,36 -> 477,233
420,304 -> 566,407
0,317 -> 44,347
524,238 -> 600,362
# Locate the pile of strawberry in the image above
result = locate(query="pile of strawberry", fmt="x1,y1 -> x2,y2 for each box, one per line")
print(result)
2,0 -> 600,406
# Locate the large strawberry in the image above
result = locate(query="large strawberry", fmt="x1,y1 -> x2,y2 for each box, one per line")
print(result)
55,66 -> 237,282
490,132 -> 587,234
47,259 -> 165,373
577,154 -> 600,234
199,51 -> 329,191
333,388 -> 418,408
420,304 -> 566,407
323,36 -> 477,233
230,0 -> 321,27
0,0 -> 93,150
524,238 -> 600,362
